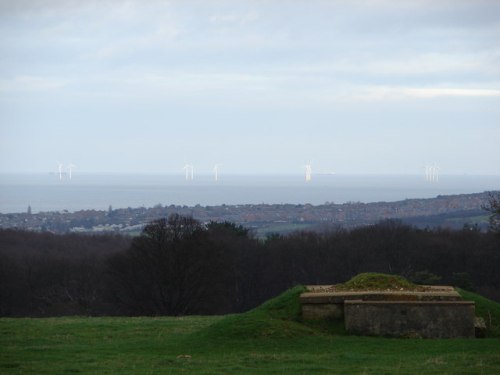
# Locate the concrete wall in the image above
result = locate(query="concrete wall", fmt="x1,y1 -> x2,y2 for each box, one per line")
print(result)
300,288 -> 463,321
344,300 -> 476,338
302,303 -> 343,320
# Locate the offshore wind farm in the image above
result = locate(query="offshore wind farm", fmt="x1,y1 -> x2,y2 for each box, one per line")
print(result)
1,172 -> 499,214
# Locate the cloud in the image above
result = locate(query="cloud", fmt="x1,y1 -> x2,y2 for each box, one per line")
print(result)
401,88 -> 500,98
1,0 -> 500,175
355,86 -> 500,101
209,11 -> 259,25
93,24 -> 181,60
0,75 -> 70,92
276,51 -> 496,81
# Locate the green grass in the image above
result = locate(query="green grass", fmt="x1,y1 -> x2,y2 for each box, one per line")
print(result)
459,288 -> 500,337
2,287 -> 500,374
334,273 -> 420,291
196,286 -> 313,341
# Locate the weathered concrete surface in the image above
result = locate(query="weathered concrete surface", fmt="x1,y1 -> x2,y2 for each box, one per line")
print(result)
344,300 -> 476,338
300,286 -> 463,320
300,286 -> 462,304
302,303 -> 343,320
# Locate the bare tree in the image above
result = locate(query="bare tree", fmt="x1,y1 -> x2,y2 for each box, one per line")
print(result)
483,192 -> 500,234
108,214 -> 225,315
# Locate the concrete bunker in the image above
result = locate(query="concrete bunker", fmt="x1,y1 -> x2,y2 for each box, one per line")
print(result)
299,274 -> 479,338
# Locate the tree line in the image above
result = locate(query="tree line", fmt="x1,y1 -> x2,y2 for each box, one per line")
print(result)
1,213 -> 499,317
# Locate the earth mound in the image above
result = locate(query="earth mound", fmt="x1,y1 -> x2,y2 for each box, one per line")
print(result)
333,273 -> 422,292
195,285 -> 318,340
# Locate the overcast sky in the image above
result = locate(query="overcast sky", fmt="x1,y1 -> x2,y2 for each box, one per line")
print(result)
1,0 -> 499,175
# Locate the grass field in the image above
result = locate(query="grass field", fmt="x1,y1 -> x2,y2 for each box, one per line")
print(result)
2,286 -> 500,374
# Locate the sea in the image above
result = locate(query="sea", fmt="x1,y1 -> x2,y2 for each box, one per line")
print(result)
0,173 -> 499,214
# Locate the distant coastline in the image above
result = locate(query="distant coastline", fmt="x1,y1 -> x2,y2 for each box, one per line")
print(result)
1,191 -> 496,237
1,173 -> 499,214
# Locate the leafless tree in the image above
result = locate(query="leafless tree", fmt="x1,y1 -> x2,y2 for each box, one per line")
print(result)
483,192 -> 500,234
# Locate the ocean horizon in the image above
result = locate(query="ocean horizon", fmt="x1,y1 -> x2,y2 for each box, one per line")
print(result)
1,173 -> 499,214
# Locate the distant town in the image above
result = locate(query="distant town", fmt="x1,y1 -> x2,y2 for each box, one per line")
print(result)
1,192 -> 495,237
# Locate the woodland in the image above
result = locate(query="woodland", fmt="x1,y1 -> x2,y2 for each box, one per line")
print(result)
1,207 -> 499,317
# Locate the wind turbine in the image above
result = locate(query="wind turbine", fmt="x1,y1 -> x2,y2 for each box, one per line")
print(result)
57,162 -> 63,180
432,165 -> 440,182
213,164 -> 222,182
67,163 -> 76,180
425,164 -> 440,182
183,163 -> 194,181
183,164 -> 191,180
425,164 -> 434,181
304,163 -> 312,182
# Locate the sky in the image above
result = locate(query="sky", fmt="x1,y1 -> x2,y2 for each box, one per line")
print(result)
0,0 -> 499,176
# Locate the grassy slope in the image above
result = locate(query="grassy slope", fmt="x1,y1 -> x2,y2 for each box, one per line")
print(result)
1,286 -> 500,374
458,288 -> 500,337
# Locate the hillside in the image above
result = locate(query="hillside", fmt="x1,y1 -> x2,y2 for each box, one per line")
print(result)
1,286 -> 499,374
0,191 -> 495,235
